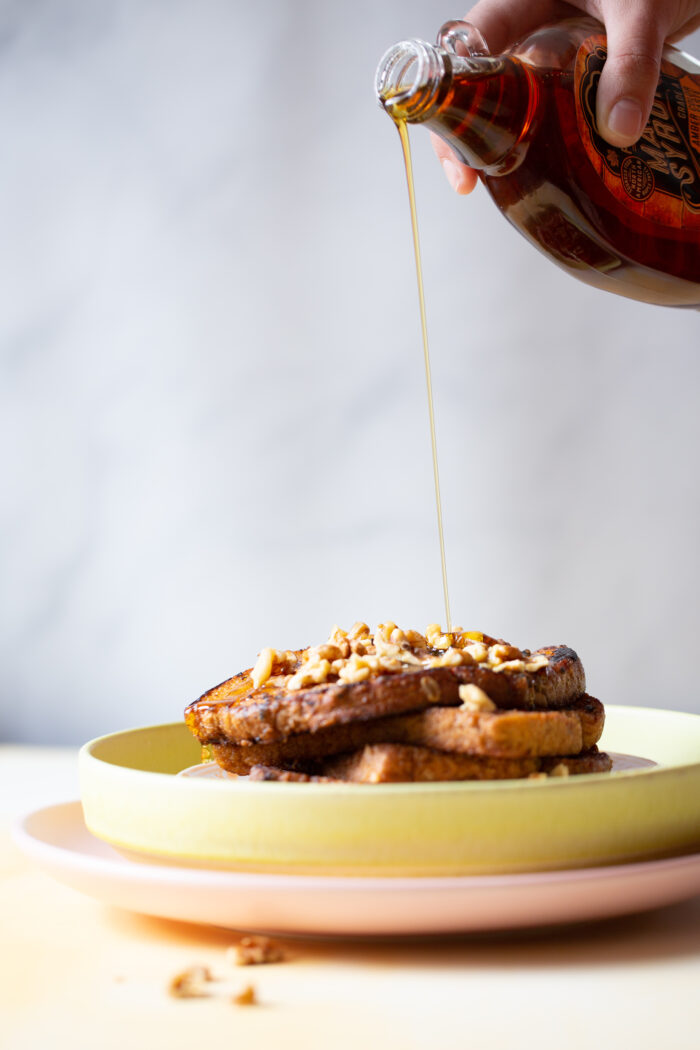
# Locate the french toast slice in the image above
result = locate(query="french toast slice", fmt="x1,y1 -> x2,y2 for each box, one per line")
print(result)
207,695 -> 604,773
186,641 -> 586,747
321,744 -> 613,783
392,693 -> 604,756
246,746 -> 612,783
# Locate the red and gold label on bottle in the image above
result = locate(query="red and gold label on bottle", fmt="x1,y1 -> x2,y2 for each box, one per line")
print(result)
574,35 -> 700,228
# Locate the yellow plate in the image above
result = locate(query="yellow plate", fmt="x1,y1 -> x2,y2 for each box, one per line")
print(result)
79,705 -> 700,876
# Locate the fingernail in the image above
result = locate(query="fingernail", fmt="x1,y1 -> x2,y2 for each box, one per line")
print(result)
606,98 -> 644,142
441,158 -> 464,192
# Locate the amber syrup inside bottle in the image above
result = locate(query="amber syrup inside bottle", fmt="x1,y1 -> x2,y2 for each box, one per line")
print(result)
377,18 -> 700,307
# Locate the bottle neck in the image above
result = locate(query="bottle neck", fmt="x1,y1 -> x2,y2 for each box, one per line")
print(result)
376,43 -> 534,173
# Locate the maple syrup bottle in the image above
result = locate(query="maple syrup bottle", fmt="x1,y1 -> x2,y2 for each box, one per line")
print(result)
376,18 -> 700,307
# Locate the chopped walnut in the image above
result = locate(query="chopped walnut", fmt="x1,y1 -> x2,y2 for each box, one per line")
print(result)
458,684 -> 497,711
348,621 -> 371,640
492,659 -> 526,674
374,635 -> 422,668
327,625 -> 352,658
168,966 -> 214,999
251,648 -> 296,689
287,658 -> 332,691
404,629 -> 427,648
308,643 -> 344,662
425,623 -> 453,650
251,647 -> 276,689
427,647 -> 472,668
419,675 -> 440,701
228,936 -> 286,967
249,625 -> 548,692
487,643 -> 523,666
524,654 -> 549,672
169,943 -> 283,1006
529,762 -> 570,780
463,641 -> 488,663
375,621 -> 398,644
232,984 -> 257,1006
337,653 -> 374,683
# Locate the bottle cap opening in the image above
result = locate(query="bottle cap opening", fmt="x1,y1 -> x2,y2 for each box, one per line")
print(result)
375,39 -> 444,120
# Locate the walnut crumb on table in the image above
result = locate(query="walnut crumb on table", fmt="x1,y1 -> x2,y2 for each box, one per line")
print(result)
232,984 -> 257,1006
168,966 -> 214,999
167,938 -> 286,1005
228,935 -> 287,966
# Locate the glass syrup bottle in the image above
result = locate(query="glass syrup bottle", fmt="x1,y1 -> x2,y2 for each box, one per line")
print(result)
375,17 -> 700,307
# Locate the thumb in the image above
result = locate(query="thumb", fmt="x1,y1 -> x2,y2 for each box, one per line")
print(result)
595,11 -> 666,147
429,132 -> 479,195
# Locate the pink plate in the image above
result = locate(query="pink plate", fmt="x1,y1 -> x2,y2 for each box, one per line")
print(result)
14,802 -> 700,937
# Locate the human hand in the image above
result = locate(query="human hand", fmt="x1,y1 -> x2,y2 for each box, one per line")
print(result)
433,0 -> 700,194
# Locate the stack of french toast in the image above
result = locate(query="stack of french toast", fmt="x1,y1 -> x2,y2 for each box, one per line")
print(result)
185,623 -> 611,783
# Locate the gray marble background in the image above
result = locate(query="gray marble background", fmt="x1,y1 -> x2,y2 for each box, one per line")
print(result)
2,0 -> 700,744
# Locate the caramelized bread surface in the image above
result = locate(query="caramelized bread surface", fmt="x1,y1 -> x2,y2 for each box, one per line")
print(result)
186,644 -> 586,747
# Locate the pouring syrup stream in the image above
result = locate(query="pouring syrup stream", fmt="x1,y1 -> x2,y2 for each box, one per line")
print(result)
394,119 -> 452,631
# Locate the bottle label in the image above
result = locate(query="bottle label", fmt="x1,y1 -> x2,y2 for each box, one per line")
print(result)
575,36 -> 700,228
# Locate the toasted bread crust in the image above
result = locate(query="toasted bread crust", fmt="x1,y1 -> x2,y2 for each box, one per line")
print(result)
322,744 -> 612,783
186,644 -> 585,746
208,695 -> 604,773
